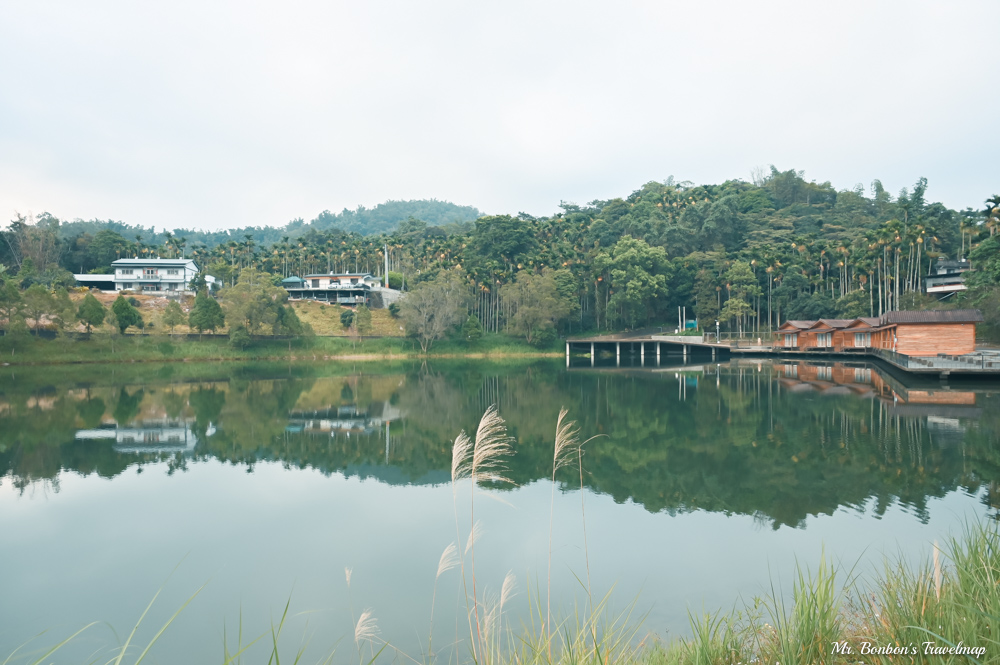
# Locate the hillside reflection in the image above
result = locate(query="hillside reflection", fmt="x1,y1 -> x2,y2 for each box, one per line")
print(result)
2,360 -> 998,527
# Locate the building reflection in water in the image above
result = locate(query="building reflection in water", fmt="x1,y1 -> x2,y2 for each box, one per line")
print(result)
74,419 -> 215,454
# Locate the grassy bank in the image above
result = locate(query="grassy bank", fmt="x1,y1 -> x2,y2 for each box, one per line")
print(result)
0,332 -> 560,365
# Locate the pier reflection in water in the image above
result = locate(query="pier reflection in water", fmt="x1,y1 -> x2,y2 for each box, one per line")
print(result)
0,359 -> 997,661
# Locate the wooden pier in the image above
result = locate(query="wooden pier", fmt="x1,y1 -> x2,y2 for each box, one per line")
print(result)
565,334 -> 731,368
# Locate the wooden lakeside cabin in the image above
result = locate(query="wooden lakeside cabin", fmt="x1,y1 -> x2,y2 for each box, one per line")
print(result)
775,310 -> 983,357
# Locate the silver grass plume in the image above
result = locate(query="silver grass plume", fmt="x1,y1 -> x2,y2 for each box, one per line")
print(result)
436,542 -> 459,579
500,571 -> 517,609
471,405 -> 514,485
465,519 -> 484,554
354,609 -> 379,645
451,405 -> 514,487
451,431 -> 473,485
552,408 -> 582,475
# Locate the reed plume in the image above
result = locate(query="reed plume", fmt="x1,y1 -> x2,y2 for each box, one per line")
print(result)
427,542 -> 459,658
451,432 -> 472,485
354,609 -> 379,644
448,405 -> 514,665
354,609 -> 380,665
465,520 -> 484,555
437,542 -> 460,579
548,408 -> 582,660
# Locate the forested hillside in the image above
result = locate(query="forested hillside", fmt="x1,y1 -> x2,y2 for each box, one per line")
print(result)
3,167 -> 999,342
45,199 -> 482,250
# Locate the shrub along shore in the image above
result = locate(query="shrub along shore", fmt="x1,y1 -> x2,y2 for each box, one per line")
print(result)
0,332 -> 562,365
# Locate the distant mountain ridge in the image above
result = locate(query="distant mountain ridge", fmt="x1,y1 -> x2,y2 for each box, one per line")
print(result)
54,199 -> 482,248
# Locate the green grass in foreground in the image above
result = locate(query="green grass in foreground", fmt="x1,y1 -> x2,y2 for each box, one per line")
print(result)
0,332 -> 560,365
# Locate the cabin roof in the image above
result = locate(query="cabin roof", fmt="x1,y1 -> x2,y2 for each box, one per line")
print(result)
778,320 -> 816,331
879,309 -> 984,325
808,319 -> 854,330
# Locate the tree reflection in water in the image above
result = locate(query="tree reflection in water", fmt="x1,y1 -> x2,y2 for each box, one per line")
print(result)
1,359 -> 998,527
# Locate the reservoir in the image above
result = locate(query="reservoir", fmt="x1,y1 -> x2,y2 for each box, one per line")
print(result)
1,358 -> 996,663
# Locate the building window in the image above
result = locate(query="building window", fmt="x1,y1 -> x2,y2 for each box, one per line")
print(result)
144,268 -> 156,277
784,334 -> 797,348
120,283 -> 133,290
167,269 -> 179,275
312,279 -> 320,288
817,333 -> 832,347
854,332 -> 871,348
120,269 -> 134,275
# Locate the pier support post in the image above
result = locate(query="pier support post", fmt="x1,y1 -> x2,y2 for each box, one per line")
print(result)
566,341 -> 570,368
590,342 -> 595,367
641,342 -> 645,365
616,342 -> 620,366
656,342 -> 661,366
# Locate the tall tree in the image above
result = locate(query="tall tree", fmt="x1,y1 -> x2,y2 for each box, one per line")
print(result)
501,270 -> 570,344
399,270 -> 469,352
219,268 -> 287,336
76,292 -> 106,333
162,300 -> 186,333
188,291 -> 225,338
111,295 -> 142,334
22,284 -> 54,332
594,236 -> 670,328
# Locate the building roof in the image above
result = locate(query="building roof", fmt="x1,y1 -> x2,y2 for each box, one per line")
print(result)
73,274 -> 115,282
777,320 -> 816,331
302,272 -> 376,278
810,319 -> 854,329
933,259 -> 971,269
112,258 -> 197,266
879,309 -> 984,325
281,276 -> 305,283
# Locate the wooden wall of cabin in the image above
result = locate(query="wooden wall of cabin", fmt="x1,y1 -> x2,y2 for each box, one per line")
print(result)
895,323 -> 976,356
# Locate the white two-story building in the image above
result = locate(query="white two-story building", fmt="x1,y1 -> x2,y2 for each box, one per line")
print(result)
74,258 -> 200,293
113,258 -> 199,292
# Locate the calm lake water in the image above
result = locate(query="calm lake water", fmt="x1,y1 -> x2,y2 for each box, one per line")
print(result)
1,356 -> 998,663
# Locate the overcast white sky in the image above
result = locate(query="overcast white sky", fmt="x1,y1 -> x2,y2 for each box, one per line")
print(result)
1,0 -> 997,231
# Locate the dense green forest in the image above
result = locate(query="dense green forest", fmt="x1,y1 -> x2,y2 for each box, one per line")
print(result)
2,167 -> 999,342
38,198 -> 482,252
